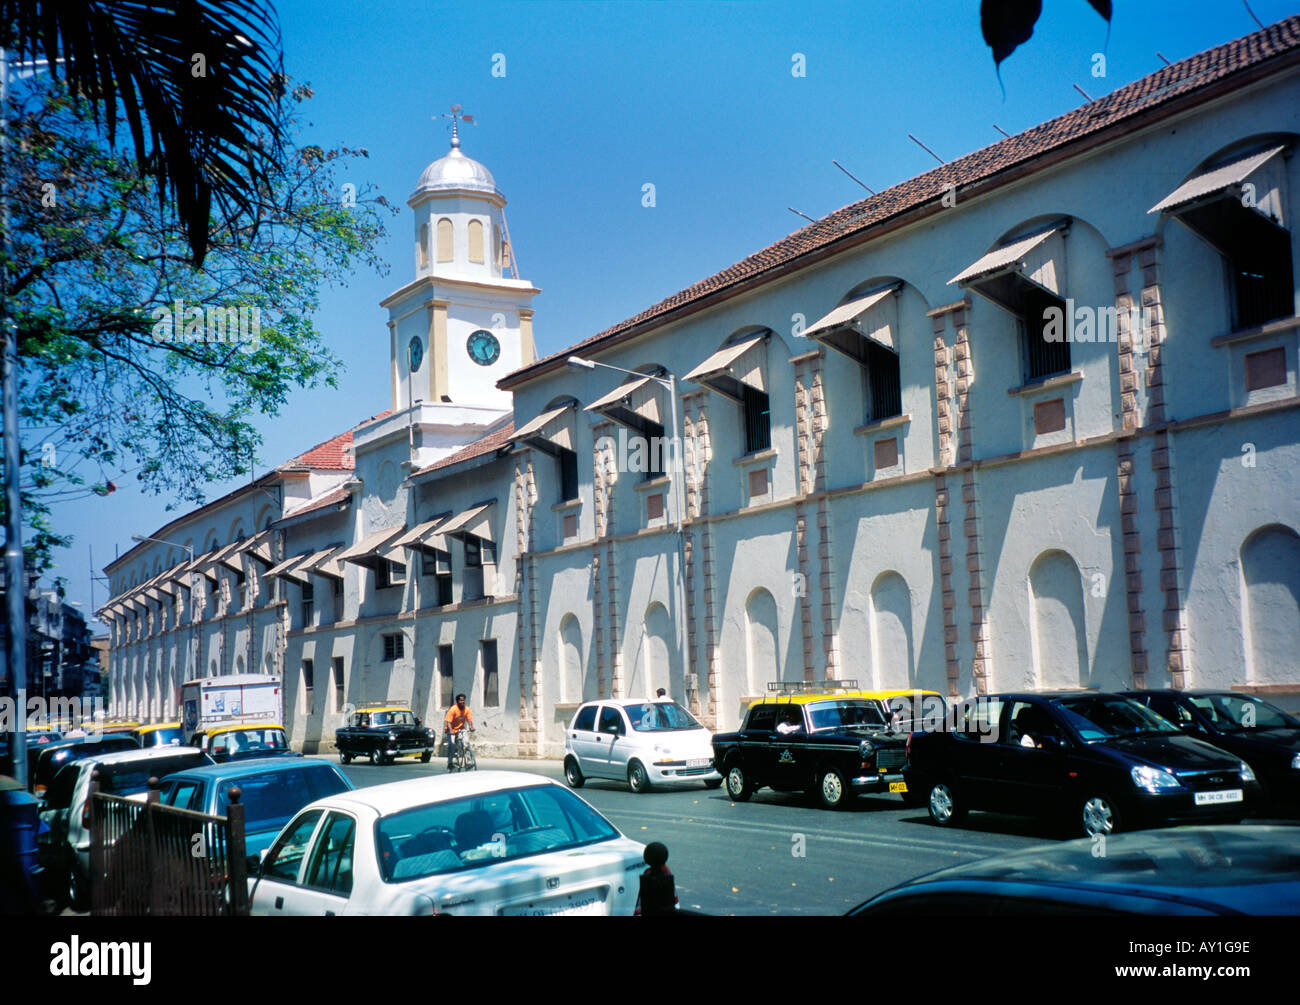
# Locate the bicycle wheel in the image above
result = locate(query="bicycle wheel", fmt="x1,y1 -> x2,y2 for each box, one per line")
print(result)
464,746 -> 477,771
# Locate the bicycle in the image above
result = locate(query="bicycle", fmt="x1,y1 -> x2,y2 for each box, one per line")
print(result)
446,729 -> 477,772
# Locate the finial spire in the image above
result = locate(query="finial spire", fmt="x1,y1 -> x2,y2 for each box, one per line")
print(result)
438,104 -> 474,151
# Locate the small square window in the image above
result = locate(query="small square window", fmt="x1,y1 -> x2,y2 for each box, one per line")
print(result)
646,493 -> 664,521
1244,346 -> 1286,391
748,467 -> 768,498
382,634 -> 404,662
1033,398 -> 1066,434
563,512 -> 578,539
873,437 -> 899,470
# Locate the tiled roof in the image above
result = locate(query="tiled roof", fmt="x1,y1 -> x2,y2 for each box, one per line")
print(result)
277,485 -> 351,522
277,410 -> 393,471
412,421 -> 516,478
500,16 -> 1300,388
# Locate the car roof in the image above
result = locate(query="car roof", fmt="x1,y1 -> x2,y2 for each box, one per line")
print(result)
352,705 -> 412,714
79,746 -> 204,769
873,826 -> 1300,906
135,722 -> 181,732
198,723 -> 286,736
161,757 -> 344,782
578,698 -> 678,708
307,770 -> 564,817
753,691 -> 929,706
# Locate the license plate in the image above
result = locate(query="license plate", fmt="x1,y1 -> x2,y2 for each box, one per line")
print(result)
889,782 -> 908,794
686,758 -> 710,768
1194,789 -> 1243,806
503,891 -> 607,917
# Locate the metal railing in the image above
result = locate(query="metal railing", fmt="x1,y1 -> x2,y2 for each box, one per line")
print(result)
88,773 -> 248,916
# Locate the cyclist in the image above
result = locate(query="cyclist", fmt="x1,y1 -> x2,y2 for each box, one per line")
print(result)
444,693 -> 475,771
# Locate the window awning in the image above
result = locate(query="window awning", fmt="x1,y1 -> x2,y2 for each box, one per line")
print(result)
152,561 -> 188,596
1149,145 -> 1290,255
684,332 -> 767,402
234,528 -> 276,567
585,375 -> 663,437
389,514 -> 452,557
1149,145 -> 1287,215
214,539 -> 248,575
804,285 -> 900,363
143,587 -> 165,604
949,225 -> 1067,316
296,545 -> 347,582
265,551 -> 313,584
437,501 -> 496,543
512,403 -> 576,456
336,526 -> 408,570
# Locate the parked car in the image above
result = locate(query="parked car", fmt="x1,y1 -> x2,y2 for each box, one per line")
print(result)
848,825 -> 1300,916
564,698 -> 719,793
30,735 -> 140,797
38,746 -> 212,909
157,757 -> 353,859
1120,690 -> 1300,811
712,683 -> 910,809
190,724 -> 296,764
904,692 -> 1263,837
248,772 -> 646,915
335,705 -> 436,765
132,722 -> 184,748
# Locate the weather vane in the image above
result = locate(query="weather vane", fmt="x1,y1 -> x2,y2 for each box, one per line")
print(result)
438,104 -> 475,148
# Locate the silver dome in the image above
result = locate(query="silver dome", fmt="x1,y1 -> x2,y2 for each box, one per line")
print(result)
414,136 -> 500,197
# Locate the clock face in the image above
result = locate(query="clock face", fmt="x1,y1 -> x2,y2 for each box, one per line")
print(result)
408,336 -> 424,372
467,329 -> 501,366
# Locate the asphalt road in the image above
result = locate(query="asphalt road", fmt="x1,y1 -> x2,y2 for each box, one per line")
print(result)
328,754 -> 1059,915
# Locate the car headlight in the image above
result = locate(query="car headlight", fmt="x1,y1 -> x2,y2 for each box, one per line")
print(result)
1291,753 -> 1300,771
387,731 -> 398,741
1131,765 -> 1181,792
1240,761 -> 1257,783
859,740 -> 875,758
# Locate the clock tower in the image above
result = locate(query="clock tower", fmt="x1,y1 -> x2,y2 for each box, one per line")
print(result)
377,113 -> 540,453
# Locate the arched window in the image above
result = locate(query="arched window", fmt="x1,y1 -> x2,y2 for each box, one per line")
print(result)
1241,525 -> 1300,684
1028,550 -> 1088,688
870,571 -> 915,690
744,587 -> 779,693
419,222 -> 429,268
436,218 -> 453,262
468,219 -> 484,263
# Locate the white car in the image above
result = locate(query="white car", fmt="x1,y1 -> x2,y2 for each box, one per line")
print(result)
563,698 -> 721,793
248,771 -> 647,916
39,745 -> 211,909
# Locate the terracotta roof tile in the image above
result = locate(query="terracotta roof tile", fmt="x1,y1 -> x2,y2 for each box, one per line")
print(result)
412,421 -> 516,478
501,16 -> 1300,387
278,485 -> 351,522
277,410 -> 392,472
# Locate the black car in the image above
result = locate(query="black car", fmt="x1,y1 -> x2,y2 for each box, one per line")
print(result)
711,684 -> 910,809
335,705 -> 436,765
1121,690 -> 1300,811
848,825 -> 1300,916
30,735 -> 140,797
903,691 -> 1262,837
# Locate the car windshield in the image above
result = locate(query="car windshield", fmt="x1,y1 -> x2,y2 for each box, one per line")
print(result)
1055,696 -> 1182,742
1189,694 -> 1299,732
217,765 -> 350,833
376,784 -> 620,882
807,700 -> 887,731
142,728 -> 183,747
624,702 -> 701,731
371,712 -> 415,727
217,728 -> 287,754
883,693 -> 949,731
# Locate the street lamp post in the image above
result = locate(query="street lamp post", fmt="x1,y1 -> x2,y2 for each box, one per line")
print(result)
567,356 -> 692,703
131,534 -> 195,722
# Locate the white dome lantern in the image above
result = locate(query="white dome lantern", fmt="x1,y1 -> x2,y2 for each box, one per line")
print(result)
413,132 -> 502,199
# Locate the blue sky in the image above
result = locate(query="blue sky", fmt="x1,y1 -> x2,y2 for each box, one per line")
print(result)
40,0 -> 1294,626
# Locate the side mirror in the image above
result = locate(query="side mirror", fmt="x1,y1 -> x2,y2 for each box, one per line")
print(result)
246,853 -> 261,876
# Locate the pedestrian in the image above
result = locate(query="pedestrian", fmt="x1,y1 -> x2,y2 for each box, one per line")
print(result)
655,688 -> 667,699
636,842 -> 677,916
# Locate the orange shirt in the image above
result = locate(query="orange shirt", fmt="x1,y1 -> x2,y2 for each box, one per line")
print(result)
444,704 -> 474,733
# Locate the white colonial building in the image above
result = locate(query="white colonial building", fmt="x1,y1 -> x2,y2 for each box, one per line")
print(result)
103,18 -> 1300,755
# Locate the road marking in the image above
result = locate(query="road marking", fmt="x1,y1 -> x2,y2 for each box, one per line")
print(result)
600,807 -> 1013,857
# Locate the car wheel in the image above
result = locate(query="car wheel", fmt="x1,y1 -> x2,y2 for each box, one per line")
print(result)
928,781 -> 965,827
419,751 -> 431,763
628,760 -> 650,794
1080,794 -> 1120,837
817,768 -> 849,810
703,777 -> 724,789
67,863 -> 88,913
725,763 -> 754,802
564,757 -> 585,788
369,749 -> 380,766
340,751 -> 352,764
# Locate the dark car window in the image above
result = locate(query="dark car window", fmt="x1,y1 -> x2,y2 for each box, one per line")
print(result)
746,705 -> 777,732
1189,694 -> 1299,732
775,705 -> 806,733
44,763 -> 81,810
1004,701 -> 1063,747
1146,696 -> 1194,727
306,812 -> 356,895
98,753 -> 211,796
1055,696 -> 1181,742
573,705 -> 597,732
956,698 -> 1003,742
808,700 -> 886,731
263,810 -> 324,883
625,702 -> 701,732
219,765 -> 350,833
598,707 -> 624,735
163,779 -> 204,811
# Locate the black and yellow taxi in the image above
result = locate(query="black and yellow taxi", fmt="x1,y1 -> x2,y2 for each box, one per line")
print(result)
334,704 -> 436,765
190,723 -> 295,763
131,721 -> 184,748
711,681 -> 912,809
